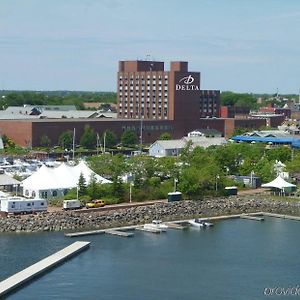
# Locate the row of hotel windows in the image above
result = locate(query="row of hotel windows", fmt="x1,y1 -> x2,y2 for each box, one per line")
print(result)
119,75 -> 168,80
119,97 -> 168,103
122,124 -> 173,131
120,86 -> 168,91
200,103 -> 218,108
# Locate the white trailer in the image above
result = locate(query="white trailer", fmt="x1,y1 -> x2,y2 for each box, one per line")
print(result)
63,200 -> 82,210
0,197 -> 48,214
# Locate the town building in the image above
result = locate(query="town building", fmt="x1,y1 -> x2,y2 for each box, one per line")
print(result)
0,60 -> 281,148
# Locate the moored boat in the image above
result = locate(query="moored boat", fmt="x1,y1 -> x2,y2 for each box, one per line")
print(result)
143,220 -> 168,231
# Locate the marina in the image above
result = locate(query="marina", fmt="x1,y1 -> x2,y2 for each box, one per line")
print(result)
2,216 -> 299,300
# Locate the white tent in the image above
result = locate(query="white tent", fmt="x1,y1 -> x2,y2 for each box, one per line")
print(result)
22,161 -> 111,200
262,175 -> 296,195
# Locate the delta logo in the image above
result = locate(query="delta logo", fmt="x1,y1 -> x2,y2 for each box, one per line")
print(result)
176,75 -> 199,91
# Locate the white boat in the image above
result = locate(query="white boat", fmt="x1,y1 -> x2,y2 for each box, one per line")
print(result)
188,219 -> 214,228
143,220 -> 168,231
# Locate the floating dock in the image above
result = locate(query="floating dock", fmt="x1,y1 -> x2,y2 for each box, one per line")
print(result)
65,225 -> 136,237
263,212 -> 300,221
105,229 -> 134,237
135,226 -> 162,233
166,223 -> 188,230
0,241 -> 90,298
240,215 -> 265,221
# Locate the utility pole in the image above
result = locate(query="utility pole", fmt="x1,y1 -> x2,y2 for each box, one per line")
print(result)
72,128 -> 75,161
103,131 -> 106,154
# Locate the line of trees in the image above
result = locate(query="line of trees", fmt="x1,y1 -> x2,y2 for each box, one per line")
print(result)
64,142 -> 297,203
0,91 -> 117,110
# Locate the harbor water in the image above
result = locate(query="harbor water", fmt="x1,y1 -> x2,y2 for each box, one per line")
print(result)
1,217 -> 300,300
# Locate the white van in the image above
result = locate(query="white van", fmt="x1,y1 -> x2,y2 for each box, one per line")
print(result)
63,199 -> 82,210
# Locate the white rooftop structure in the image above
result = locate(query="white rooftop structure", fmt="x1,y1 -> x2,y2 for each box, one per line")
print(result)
0,106 -> 117,120
22,161 -> 111,200
262,175 -> 296,190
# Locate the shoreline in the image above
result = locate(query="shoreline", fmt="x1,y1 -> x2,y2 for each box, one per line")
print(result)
1,195 -> 300,233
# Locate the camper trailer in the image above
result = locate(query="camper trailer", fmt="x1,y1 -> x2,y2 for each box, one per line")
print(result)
63,200 -> 82,210
0,197 -> 48,214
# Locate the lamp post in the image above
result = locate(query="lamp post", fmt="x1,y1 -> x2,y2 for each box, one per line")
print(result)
129,182 -> 133,203
174,178 -> 178,192
215,175 -> 220,192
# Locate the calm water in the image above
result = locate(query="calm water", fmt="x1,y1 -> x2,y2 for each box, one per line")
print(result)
1,217 -> 300,300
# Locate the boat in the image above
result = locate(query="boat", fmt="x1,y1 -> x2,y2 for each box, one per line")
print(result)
188,218 -> 214,228
143,220 -> 168,231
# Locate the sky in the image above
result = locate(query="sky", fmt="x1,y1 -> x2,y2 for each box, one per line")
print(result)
1,0 -> 300,94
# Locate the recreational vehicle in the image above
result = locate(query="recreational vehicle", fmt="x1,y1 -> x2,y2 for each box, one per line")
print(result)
0,197 -> 48,214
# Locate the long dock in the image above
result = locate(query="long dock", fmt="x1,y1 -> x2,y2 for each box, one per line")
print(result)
65,225 -> 136,237
240,215 -> 265,221
262,212 -> 300,221
0,241 -> 90,298
105,229 -> 134,237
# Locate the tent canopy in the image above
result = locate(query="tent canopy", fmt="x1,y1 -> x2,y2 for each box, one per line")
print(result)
261,175 -> 296,189
22,161 -> 111,191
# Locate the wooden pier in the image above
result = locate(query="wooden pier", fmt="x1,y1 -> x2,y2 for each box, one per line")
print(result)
105,229 -> 134,237
0,241 -> 90,298
240,215 -> 265,221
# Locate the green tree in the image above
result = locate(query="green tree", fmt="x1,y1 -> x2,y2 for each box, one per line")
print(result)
58,130 -> 73,149
40,134 -> 51,147
80,125 -> 97,149
77,172 -> 87,197
102,130 -> 117,148
88,154 -> 126,179
112,176 -> 125,200
87,173 -> 99,200
159,132 -> 172,140
121,129 -> 138,147
265,146 -> 291,163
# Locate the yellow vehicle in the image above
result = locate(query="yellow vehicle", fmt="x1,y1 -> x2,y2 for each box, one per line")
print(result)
85,200 -> 105,209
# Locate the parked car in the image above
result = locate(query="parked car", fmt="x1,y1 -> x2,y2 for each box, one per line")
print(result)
86,199 -> 105,209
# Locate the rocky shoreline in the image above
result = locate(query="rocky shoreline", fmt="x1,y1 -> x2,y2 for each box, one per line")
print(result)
1,196 -> 300,233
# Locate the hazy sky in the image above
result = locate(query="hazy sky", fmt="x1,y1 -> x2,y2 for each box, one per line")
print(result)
1,0 -> 300,93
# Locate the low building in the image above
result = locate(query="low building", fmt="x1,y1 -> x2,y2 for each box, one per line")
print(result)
149,136 -> 227,157
149,140 -> 185,157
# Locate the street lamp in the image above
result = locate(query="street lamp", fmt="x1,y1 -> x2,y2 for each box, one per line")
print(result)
215,175 -> 220,192
174,178 -> 178,192
129,182 -> 134,203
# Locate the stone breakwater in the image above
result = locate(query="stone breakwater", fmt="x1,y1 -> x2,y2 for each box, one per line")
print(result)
1,196 -> 300,233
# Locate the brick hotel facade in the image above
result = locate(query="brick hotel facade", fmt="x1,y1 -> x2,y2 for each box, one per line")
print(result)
117,60 -> 220,121
0,60 -> 269,147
